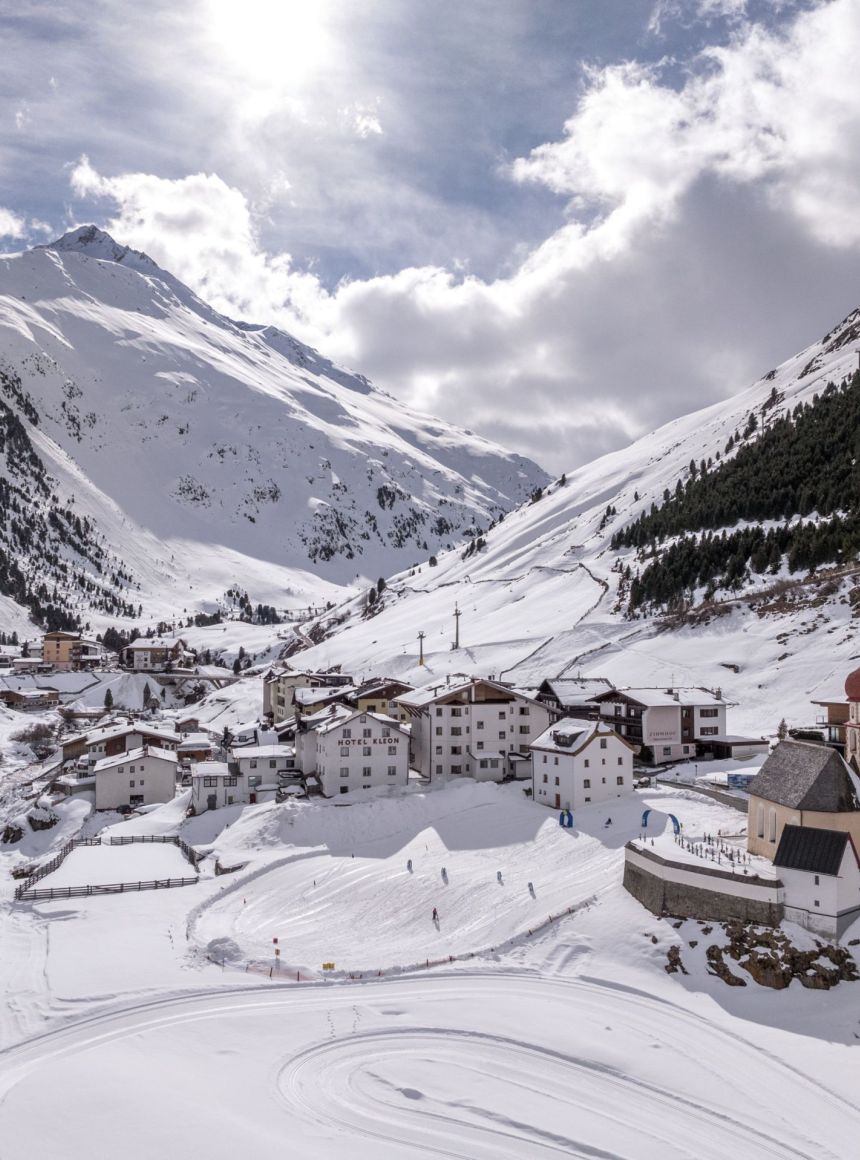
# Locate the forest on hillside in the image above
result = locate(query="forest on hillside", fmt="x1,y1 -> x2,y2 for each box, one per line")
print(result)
611,374 -> 860,611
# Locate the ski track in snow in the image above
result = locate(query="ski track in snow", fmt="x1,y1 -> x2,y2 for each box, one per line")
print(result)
0,975 -> 857,1159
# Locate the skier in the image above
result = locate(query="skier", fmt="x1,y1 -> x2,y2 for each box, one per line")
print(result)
604,817 -> 612,827
432,907 -> 438,922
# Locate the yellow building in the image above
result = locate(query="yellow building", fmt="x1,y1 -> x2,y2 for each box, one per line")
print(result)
747,739 -> 860,860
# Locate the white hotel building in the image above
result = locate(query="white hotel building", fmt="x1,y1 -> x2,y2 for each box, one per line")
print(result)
299,708 -> 409,796
395,678 -> 555,782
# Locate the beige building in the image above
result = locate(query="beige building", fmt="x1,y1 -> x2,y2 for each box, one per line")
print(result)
845,666 -> 860,767
41,632 -> 104,671
747,740 -> 860,860
350,679 -> 413,722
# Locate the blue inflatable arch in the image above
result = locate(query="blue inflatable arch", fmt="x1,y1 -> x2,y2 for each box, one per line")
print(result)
641,808 -> 680,835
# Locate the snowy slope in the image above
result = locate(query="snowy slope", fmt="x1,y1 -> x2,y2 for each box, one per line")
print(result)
0,227 -> 547,628
293,309 -> 860,733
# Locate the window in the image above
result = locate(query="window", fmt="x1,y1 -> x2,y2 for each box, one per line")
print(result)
662,747 -> 671,756
363,746 -> 371,756
600,738 -> 607,749
542,754 -> 547,764
269,759 -> 277,769
387,766 -> 397,776
584,759 -> 590,768
601,777 -> 606,784
585,796 -> 591,802
367,705 -> 377,713
451,764 -> 462,775
757,804 -> 764,839
451,707 -> 462,717
451,745 -> 462,755
436,707 -> 443,716
519,726 -> 529,735
435,727 -> 443,736
343,728 -> 352,739
363,766 -> 371,776
250,759 -> 257,769
340,786 -> 349,795
601,758 -> 606,765
382,729 -> 390,738
583,778 -> 591,788
498,711 -> 506,719
543,774 -> 548,783
129,779 -> 135,787
498,731 -> 506,740
388,745 -> 397,755
435,765 -> 443,775
435,746 -> 443,755
129,766 -> 136,773
616,776 -> 624,786
340,747 -> 349,757
225,776 -> 237,786
699,727 -> 719,737
554,777 -> 559,786
519,706 -> 529,715
617,757 -> 623,765
489,759 -> 499,769
360,715 -> 366,723
477,721 -> 484,730
768,808 -> 777,843
363,728 -> 372,738
203,776 -> 218,787
700,707 -> 719,718
362,784 -> 371,790
814,875 -> 820,886
340,768 -> 349,777
553,756 -> 558,765
451,727 -> 462,736
476,741 -> 484,750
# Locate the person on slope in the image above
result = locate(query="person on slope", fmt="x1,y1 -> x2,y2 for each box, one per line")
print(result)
432,907 -> 439,922
605,817 -> 612,827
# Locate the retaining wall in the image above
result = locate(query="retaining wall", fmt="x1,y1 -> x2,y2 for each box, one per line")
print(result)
624,843 -> 784,926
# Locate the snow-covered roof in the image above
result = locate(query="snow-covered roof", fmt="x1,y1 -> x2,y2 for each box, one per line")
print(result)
86,721 -> 179,746
540,677 -> 612,706
594,686 -> 728,708
294,685 -> 356,707
231,745 -> 295,759
125,637 -> 187,650
313,709 -> 406,736
93,745 -> 177,772
530,719 -> 634,755
396,677 -> 542,710
177,733 -> 214,748
191,761 -> 232,778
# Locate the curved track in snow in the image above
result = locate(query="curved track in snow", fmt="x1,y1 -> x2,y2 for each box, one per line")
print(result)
1,973 -> 858,1160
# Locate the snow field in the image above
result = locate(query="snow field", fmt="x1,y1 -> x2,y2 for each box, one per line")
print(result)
2,973 -> 859,1160
39,842 -> 192,888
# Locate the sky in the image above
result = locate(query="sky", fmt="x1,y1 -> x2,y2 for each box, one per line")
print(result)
0,0 -> 857,473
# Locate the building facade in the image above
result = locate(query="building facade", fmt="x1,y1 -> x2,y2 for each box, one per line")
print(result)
774,825 -> 860,938
395,678 -> 554,782
123,637 -> 190,671
301,710 -> 409,796
591,687 -> 730,763
531,720 -> 635,811
92,745 -> 177,810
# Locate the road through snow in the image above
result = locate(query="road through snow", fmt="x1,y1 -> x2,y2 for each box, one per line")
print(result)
1,973 -> 857,1160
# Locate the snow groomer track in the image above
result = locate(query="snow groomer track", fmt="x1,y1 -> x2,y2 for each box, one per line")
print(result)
1,973 -> 857,1160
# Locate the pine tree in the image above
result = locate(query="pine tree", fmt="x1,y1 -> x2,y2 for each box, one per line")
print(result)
104,687 -> 114,709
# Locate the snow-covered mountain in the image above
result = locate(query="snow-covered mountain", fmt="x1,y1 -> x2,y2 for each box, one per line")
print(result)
0,226 -> 548,629
291,308 -> 860,734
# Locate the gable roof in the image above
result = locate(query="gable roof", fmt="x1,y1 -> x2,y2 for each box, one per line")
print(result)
395,677 -> 545,710
529,718 -> 637,756
538,678 -> 611,707
591,686 -> 728,708
773,825 -> 854,876
748,740 -> 860,811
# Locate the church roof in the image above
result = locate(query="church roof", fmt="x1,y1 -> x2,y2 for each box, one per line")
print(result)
748,740 -> 860,812
774,825 -> 854,877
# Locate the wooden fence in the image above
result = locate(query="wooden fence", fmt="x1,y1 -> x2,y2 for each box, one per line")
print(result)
18,878 -> 199,901
14,831 -> 202,901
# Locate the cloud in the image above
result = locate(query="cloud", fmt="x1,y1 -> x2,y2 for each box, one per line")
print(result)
67,0 -> 860,473
0,209 -> 26,240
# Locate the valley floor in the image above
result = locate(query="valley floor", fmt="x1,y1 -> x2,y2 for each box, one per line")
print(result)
1,780 -> 859,1158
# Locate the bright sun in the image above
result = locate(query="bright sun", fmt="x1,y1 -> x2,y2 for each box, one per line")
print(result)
203,0 -> 334,92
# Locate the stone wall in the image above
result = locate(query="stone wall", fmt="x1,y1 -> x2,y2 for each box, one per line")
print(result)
624,844 -> 784,926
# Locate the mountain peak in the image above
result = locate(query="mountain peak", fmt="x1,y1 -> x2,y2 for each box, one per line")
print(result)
42,225 -> 162,274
